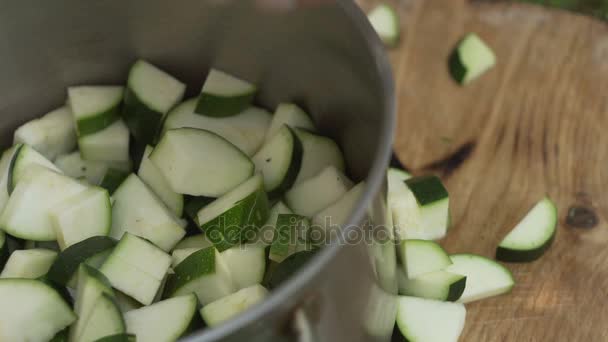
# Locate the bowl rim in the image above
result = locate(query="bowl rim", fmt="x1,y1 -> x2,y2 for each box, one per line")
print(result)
183,1 -> 396,340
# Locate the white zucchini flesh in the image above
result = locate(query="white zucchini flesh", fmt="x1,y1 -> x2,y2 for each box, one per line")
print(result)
125,294 -> 197,342
397,268 -> 467,302
162,99 -> 271,157
220,244 -> 266,290
126,59 -> 186,115
150,127 -> 254,197
55,151 -> 132,186
100,234 -> 171,305
396,296 -> 466,342
110,174 -> 185,252
78,293 -> 125,342
293,128 -> 345,184
195,69 -> 257,117
0,166 -> 88,241
68,86 -> 123,136
312,181 -> 366,234
200,284 -> 268,327
367,4 -> 401,47
50,186 -> 112,250
138,145 -> 183,217
450,33 -> 496,85
78,119 -> 130,163
400,239 -> 452,278
285,165 -> 353,217
252,201 -> 293,246
445,254 -> 515,303
265,103 -> 315,141
13,106 -> 77,161
0,249 -> 57,279
9,143 -> 62,192
173,234 -> 213,250
0,279 -> 75,342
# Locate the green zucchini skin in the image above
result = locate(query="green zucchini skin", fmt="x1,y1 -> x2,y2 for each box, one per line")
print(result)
6,144 -> 25,194
404,175 -> 448,206
93,333 -> 136,342
164,247 -> 215,296
47,236 -> 117,286
122,88 -> 164,147
496,232 -> 556,262
77,105 -> 120,137
448,49 -> 467,84
99,168 -> 130,194
184,196 -> 215,224
266,250 -> 317,289
446,277 -> 467,302
267,126 -> 303,199
195,93 -> 255,118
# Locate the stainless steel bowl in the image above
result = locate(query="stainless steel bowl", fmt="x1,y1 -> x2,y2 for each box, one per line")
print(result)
0,0 -> 396,340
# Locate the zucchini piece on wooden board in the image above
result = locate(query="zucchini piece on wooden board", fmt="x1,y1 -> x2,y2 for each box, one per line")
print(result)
396,296 -> 466,342
392,175 -> 450,240
449,33 -> 496,85
124,294 -> 197,342
197,174 -> 269,251
367,4 -> 400,47
55,151 -> 132,186
496,197 -> 557,262
397,268 -> 466,302
165,246 -> 235,305
1,166 -> 87,241
151,128 -> 254,197
400,239 -> 452,278
78,119 -> 130,163
138,145 -> 183,217
50,186 -> 111,250
47,236 -> 117,286
100,234 -> 171,305
111,174 -> 185,252
8,143 -> 61,193
78,293 -> 126,342
200,284 -> 268,327
0,249 -> 57,279
265,103 -> 315,141
0,279 -> 75,342
70,264 -> 115,342
13,106 -> 77,161
195,69 -> 256,117
270,214 -> 311,263
312,181 -> 366,238
293,128 -> 345,184
68,86 -> 123,136
162,99 -> 271,157
445,254 -> 515,303
123,60 -> 186,146
253,124 -> 303,197
285,165 -> 353,217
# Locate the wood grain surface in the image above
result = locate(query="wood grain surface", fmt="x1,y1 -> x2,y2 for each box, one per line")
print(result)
359,0 -> 608,340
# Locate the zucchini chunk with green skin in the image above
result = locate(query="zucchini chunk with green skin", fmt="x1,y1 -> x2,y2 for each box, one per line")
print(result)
151,128 -> 254,197
55,151 -> 132,186
8,143 -> 61,193
0,146 -> 19,213
183,196 -> 215,224
165,246 -> 235,305
13,106 -> 77,161
496,197 -> 557,262
445,254 -> 515,303
368,4 -> 400,47
78,293 -> 126,342
0,279 -> 76,342
125,294 -> 197,342
197,174 -> 269,251
400,239 -> 452,278
1,166 -> 87,241
138,145 -> 183,217
173,233 -> 213,250
285,165 -> 353,217
162,99 -> 271,157
312,181 -> 366,239
293,128 -> 345,184
396,296 -> 466,342
200,284 -> 268,327
111,174 -> 185,252
50,186 -> 111,250
195,69 -> 256,117
78,119 -> 130,163
449,33 -> 496,85
0,249 -> 57,279
123,60 -> 186,146
47,236 -> 117,287
265,103 -> 316,141
397,268 -> 466,302
68,86 -> 123,136
251,200 -> 293,246
171,248 -> 201,268
253,125 -> 303,197
100,234 -> 171,305
270,214 -> 311,263
70,264 -> 115,342
0,231 -> 8,269
93,333 -> 136,342
267,250 -> 317,289
392,175 -> 450,240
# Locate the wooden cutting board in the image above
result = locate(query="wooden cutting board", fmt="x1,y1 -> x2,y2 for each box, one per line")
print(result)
359,0 -> 608,340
